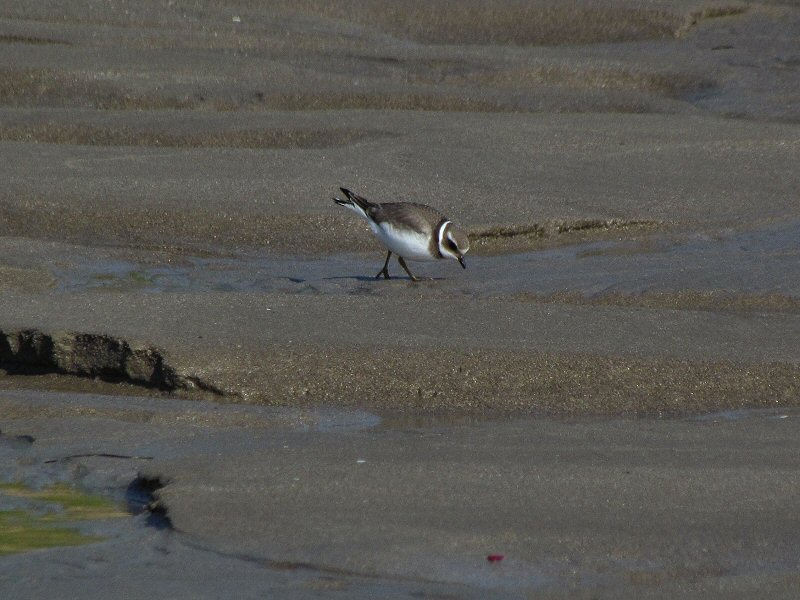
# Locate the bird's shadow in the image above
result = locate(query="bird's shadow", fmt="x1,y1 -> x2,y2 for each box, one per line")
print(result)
318,275 -> 377,283
326,275 -> 447,283
281,275 -> 379,283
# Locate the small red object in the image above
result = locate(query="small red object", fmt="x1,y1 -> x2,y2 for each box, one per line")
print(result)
487,554 -> 504,563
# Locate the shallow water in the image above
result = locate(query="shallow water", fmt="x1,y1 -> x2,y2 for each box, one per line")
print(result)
25,220 -> 800,301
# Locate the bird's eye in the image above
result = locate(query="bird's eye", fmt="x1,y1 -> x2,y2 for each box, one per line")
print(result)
445,239 -> 458,252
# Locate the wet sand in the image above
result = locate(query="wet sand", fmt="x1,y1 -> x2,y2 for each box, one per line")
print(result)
2,391 -> 799,599
2,1 -> 800,597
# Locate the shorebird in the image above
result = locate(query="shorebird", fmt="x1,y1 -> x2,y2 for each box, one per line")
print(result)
333,187 -> 469,281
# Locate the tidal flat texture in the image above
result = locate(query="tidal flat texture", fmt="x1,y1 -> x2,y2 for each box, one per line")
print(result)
1,1 -> 800,598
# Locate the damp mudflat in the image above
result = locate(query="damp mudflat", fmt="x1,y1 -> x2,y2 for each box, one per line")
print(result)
1,390 -> 799,599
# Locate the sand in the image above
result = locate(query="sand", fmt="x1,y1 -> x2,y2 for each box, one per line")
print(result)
1,1 -> 800,597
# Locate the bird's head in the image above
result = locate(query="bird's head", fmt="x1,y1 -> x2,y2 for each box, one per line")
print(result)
438,222 -> 470,269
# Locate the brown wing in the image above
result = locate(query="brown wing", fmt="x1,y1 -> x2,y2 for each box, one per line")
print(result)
373,202 -> 447,235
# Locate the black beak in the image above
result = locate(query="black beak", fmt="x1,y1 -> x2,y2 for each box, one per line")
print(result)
458,256 -> 466,269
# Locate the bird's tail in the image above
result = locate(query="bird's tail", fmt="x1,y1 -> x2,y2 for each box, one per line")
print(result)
332,188 -> 375,221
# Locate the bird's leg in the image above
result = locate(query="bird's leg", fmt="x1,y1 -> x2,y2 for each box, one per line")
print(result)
376,251 -> 392,279
397,256 -> 420,282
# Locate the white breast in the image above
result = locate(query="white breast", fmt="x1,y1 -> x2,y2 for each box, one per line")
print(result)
371,221 -> 435,261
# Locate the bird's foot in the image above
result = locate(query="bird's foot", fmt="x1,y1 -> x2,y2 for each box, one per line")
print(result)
397,256 -> 421,282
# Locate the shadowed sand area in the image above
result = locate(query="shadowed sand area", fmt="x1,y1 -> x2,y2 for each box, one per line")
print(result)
1,1 -> 800,598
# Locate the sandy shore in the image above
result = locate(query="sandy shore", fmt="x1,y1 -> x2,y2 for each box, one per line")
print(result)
1,1 -> 800,597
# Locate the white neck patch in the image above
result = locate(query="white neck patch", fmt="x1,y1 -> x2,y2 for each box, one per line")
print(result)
438,221 -> 453,257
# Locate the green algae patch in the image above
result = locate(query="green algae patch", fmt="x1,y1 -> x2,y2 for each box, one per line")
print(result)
0,482 -> 127,555
0,510 -> 106,555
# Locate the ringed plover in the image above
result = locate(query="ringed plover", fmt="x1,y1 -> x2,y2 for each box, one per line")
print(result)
333,187 -> 469,281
